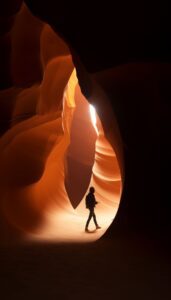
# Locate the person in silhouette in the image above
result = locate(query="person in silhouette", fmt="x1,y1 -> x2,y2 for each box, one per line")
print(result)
85,186 -> 101,232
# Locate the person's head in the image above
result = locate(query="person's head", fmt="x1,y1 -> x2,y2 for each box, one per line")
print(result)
89,186 -> 95,193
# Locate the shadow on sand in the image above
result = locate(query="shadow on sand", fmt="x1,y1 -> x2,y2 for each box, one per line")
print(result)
85,229 -> 97,234
0,235 -> 168,300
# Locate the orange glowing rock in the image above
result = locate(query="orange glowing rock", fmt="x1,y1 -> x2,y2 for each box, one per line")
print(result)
0,5 -> 122,243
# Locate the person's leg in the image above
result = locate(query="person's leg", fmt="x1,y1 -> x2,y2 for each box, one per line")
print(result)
93,211 -> 101,229
85,209 -> 93,230
92,211 -> 98,227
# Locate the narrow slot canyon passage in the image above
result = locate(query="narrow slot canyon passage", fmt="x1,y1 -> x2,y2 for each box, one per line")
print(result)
28,70 -> 122,242
0,5 -> 122,243
0,2 -> 168,300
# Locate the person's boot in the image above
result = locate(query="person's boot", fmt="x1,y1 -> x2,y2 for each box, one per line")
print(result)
96,225 -> 101,229
85,227 -> 89,232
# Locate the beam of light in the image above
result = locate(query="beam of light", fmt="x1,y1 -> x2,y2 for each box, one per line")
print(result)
89,104 -> 99,135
